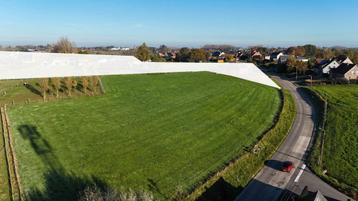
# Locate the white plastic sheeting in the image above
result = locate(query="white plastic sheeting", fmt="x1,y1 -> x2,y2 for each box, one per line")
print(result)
0,51 -> 280,89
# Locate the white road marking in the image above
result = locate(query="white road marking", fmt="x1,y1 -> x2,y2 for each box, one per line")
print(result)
294,164 -> 306,183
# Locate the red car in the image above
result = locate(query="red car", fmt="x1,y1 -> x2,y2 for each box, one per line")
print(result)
282,161 -> 294,172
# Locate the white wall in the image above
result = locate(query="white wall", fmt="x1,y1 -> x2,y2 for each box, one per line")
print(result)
0,51 -> 280,89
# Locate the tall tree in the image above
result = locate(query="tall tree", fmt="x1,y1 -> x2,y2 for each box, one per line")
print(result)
52,37 -> 76,53
286,55 -> 297,73
189,49 -> 209,62
175,48 -> 191,62
39,78 -> 49,101
158,45 -> 169,53
64,77 -> 73,97
135,43 -> 151,61
81,77 -> 89,95
303,44 -> 317,58
51,77 -> 61,98
91,76 -> 100,95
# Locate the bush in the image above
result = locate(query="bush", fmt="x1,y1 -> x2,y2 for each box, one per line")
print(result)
79,186 -> 153,201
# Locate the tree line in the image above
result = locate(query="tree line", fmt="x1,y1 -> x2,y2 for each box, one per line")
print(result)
35,76 -> 101,102
135,43 -> 210,62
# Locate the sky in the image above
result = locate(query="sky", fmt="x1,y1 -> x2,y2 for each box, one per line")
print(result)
0,0 -> 358,47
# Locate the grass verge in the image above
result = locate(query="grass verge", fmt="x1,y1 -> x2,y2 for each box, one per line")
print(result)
304,86 -> 358,200
186,89 -> 295,201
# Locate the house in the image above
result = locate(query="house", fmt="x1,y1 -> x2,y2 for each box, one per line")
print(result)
251,50 -> 263,60
211,51 -> 225,58
278,54 -> 290,64
210,51 -> 226,62
270,52 -> 284,61
319,56 -> 353,75
335,55 -> 353,64
331,63 -> 358,80
320,59 -> 340,74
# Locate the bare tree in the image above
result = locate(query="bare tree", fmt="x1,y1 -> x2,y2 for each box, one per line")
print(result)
81,77 -> 89,95
39,78 -> 49,101
64,77 -> 73,97
52,37 -> 77,53
51,78 -> 61,98
91,76 -> 100,95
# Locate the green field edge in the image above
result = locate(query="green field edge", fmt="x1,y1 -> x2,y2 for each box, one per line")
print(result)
185,89 -> 296,201
303,87 -> 358,199
5,73 -> 283,200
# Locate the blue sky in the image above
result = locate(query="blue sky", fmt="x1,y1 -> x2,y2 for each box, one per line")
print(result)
0,0 -> 358,47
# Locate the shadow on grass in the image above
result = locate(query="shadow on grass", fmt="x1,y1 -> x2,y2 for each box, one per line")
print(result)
27,169 -> 110,201
18,125 -> 112,201
24,83 -> 42,97
196,178 -> 243,201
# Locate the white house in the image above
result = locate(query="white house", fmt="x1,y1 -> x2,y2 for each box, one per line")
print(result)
321,60 -> 340,74
278,55 -> 290,64
320,56 -> 353,75
271,52 -> 284,61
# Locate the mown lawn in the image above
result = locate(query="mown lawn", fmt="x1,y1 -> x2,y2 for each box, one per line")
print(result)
310,85 -> 358,192
9,72 -> 280,200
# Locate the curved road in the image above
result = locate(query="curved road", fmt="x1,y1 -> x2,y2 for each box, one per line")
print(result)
235,76 -> 352,201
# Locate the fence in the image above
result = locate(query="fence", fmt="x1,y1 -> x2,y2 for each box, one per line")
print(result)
1,106 -> 24,201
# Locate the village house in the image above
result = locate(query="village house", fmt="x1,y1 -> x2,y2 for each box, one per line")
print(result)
270,52 -> 284,61
331,63 -> 358,80
278,54 -> 290,64
251,50 -> 263,60
318,56 -> 353,75
210,51 -> 226,62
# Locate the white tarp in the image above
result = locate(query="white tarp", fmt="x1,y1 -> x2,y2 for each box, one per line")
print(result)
0,51 -> 280,89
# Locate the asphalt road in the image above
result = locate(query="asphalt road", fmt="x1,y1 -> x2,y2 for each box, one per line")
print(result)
235,76 -> 352,201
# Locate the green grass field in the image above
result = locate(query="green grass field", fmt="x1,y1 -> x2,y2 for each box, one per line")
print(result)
310,85 -> 358,192
8,72 -> 280,200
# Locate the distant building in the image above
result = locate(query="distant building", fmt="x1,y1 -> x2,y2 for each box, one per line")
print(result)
319,56 -> 353,75
264,55 -> 271,61
335,55 -> 353,64
211,51 -> 225,58
320,60 -> 340,74
251,50 -> 263,60
211,51 -> 226,62
110,47 -> 130,51
297,56 -> 309,62
270,52 -> 284,61
278,54 -> 290,64
331,63 -> 358,80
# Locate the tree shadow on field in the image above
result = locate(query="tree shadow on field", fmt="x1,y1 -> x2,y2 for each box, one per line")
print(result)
196,178 -> 243,201
18,125 -> 112,201
18,125 -> 62,170
24,83 -> 42,96
27,169 -> 111,201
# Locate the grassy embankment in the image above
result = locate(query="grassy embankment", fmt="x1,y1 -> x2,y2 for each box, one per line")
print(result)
8,72 -> 281,200
188,89 -> 295,201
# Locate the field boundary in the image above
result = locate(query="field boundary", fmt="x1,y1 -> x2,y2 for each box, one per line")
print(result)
303,88 -> 358,199
1,106 -> 24,201
184,89 -> 296,201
